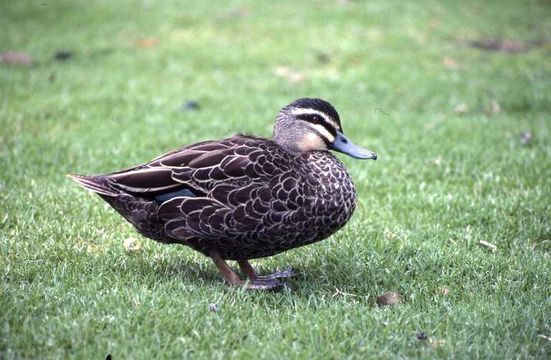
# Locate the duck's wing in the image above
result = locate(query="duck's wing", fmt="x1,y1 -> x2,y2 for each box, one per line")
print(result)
106,135 -> 281,198
102,135 -> 314,247
105,135 -> 297,242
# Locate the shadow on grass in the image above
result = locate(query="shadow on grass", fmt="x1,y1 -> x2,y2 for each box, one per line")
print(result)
124,249 -> 383,298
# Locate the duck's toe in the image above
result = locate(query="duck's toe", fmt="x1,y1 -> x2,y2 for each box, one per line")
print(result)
244,278 -> 286,291
238,260 -> 298,281
255,268 -> 298,281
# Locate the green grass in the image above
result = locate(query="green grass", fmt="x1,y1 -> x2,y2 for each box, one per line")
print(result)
1,0 -> 550,358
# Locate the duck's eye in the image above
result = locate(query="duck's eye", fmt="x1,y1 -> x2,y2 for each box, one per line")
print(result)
296,114 -> 330,128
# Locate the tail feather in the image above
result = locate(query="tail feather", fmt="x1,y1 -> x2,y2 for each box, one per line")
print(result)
68,174 -> 120,197
69,174 -> 165,241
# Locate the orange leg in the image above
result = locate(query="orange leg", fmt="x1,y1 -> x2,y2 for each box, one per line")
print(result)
210,249 -> 242,285
209,250 -> 283,290
238,260 -> 258,280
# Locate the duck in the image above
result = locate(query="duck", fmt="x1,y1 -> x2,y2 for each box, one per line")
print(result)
70,98 -> 377,290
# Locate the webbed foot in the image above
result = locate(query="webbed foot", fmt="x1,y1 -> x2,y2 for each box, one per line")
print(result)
243,278 -> 285,291
255,268 -> 297,281
210,250 -> 289,291
238,260 -> 297,281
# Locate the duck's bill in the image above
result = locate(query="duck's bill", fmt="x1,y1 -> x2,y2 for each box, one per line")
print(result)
330,131 -> 377,160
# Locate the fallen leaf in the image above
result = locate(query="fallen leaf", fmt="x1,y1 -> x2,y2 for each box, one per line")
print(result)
442,57 -> 456,68
274,66 -> 305,84
454,103 -> 469,114
383,228 -> 401,240
469,38 -> 545,53
136,37 -> 159,48
124,237 -> 142,252
376,291 -> 402,306
478,240 -> 497,252
429,338 -> 446,347
86,243 -> 101,254
0,51 -> 32,65
487,100 -> 501,114
440,287 -> 450,296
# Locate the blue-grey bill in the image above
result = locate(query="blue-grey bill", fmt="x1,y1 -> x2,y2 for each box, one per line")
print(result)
330,131 -> 377,160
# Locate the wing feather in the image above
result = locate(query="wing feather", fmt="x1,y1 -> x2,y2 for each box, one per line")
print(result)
98,135 -> 308,243
103,136 -> 272,195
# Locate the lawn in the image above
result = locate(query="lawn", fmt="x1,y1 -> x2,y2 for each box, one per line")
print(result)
1,0 -> 550,358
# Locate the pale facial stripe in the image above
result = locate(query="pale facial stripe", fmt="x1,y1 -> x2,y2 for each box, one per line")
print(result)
291,108 -> 341,130
307,123 -> 335,144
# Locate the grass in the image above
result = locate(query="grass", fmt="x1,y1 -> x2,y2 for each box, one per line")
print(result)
1,0 -> 550,358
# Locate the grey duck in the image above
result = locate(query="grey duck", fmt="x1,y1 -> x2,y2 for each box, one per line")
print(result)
70,98 -> 377,290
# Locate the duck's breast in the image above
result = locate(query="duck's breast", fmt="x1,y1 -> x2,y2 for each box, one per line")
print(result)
244,151 -> 357,256
301,151 -> 357,232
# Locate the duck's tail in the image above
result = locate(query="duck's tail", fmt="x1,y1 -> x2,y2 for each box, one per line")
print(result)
67,174 -> 120,197
68,174 -> 166,242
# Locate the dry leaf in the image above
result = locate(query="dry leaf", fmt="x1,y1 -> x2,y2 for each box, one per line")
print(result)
469,38 -> 545,54
376,291 -> 402,306
440,287 -> 450,296
429,338 -> 446,347
442,57 -> 456,68
86,243 -> 101,254
454,103 -> 469,114
274,66 -> 305,84
488,100 -> 501,114
136,37 -> 159,48
124,237 -> 142,252
0,51 -> 32,65
478,240 -> 497,252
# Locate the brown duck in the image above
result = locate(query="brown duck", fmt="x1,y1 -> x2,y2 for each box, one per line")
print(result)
70,98 -> 377,290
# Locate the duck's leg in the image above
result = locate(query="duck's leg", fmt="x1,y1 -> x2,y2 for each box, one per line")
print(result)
238,260 -> 297,281
209,250 -> 283,291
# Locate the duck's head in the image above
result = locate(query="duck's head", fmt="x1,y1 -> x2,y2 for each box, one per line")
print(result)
273,98 -> 377,160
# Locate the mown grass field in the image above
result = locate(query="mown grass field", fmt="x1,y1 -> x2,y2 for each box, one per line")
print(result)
1,0 -> 550,358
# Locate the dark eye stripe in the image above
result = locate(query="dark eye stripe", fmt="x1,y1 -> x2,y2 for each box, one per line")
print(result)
296,114 -> 337,137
